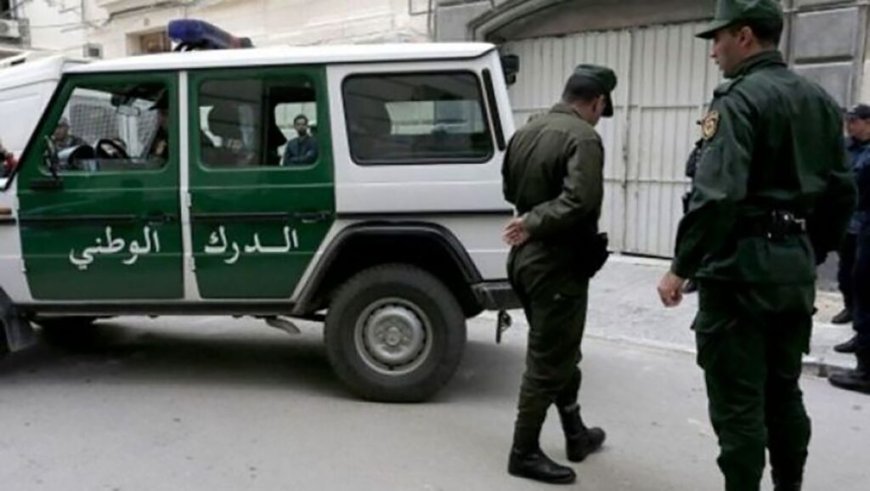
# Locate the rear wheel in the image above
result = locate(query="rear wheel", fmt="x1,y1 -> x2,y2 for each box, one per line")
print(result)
324,264 -> 467,402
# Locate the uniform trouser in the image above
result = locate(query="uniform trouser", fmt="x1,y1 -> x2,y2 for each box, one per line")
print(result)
853,229 -> 870,350
509,262 -> 589,449
694,283 -> 812,491
837,233 -> 857,315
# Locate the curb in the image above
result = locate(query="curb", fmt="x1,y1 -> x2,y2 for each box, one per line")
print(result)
584,333 -> 854,379
478,311 -> 854,379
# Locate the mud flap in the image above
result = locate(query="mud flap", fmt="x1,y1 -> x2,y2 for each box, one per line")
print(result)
496,310 -> 512,344
0,289 -> 37,353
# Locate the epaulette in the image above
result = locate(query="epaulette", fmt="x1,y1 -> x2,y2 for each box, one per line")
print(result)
713,75 -> 745,97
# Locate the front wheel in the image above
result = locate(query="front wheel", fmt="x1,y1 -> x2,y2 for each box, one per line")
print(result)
324,264 -> 467,402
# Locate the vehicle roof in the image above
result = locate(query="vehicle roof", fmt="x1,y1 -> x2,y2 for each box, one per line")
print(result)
67,43 -> 497,74
0,56 -> 85,90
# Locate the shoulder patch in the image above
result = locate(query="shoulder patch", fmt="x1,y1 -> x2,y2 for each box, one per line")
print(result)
713,75 -> 745,97
701,110 -> 720,140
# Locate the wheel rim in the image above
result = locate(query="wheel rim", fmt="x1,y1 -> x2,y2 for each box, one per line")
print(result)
354,298 -> 433,376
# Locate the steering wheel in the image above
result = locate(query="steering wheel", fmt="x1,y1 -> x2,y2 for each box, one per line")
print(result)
95,138 -> 129,159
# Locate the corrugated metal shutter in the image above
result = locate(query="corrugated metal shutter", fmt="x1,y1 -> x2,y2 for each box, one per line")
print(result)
504,21 -> 721,257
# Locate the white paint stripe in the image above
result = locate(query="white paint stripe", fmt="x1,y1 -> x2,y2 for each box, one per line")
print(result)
178,70 -> 202,301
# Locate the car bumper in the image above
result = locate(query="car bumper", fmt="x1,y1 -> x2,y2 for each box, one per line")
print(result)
472,281 -> 521,311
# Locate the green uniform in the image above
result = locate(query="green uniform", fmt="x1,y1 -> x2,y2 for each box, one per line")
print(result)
502,102 -> 605,446
673,49 -> 855,490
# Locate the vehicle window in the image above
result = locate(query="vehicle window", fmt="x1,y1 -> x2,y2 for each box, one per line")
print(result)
343,72 -> 493,165
197,77 -> 318,168
48,82 -> 169,173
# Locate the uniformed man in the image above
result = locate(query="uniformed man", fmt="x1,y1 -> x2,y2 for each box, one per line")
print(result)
657,1 -> 856,490
829,111 -> 870,394
831,105 -> 870,346
51,117 -> 86,151
502,65 -> 615,485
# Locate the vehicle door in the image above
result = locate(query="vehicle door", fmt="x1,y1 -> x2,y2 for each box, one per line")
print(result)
16,72 -> 184,300
187,66 -> 335,299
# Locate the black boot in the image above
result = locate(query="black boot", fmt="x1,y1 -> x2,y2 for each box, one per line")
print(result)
829,348 -> 870,394
508,426 -> 576,484
558,404 -> 606,462
508,447 -> 576,484
831,308 -> 853,325
834,334 -> 858,354
772,468 -> 803,491
773,480 -> 802,491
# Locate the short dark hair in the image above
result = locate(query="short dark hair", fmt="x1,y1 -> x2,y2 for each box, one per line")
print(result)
293,114 -> 309,125
561,74 -> 604,104
728,17 -> 784,47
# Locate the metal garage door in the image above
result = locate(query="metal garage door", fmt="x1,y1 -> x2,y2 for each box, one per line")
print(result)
504,22 -> 721,257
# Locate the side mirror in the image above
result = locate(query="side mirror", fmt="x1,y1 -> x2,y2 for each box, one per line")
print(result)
501,54 -> 520,86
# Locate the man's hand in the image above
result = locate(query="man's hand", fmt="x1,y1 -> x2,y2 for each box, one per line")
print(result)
503,217 -> 531,247
657,271 -> 686,308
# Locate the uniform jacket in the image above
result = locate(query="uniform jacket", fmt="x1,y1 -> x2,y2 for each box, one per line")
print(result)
672,50 -> 856,285
502,103 -> 605,291
846,137 -> 870,234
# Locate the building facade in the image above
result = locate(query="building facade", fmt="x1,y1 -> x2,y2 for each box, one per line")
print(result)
436,0 -> 870,257
85,0 -> 432,58
2,1 -> 432,61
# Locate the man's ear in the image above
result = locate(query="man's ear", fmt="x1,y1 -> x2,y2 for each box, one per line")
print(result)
738,25 -> 754,48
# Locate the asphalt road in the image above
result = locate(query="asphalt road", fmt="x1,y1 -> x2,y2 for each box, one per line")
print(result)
0,315 -> 867,491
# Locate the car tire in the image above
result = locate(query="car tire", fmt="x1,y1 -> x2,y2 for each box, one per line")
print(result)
324,264 -> 466,402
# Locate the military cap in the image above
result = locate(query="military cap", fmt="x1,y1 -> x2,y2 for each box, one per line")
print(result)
696,0 -> 784,39
847,104 -> 870,120
569,64 -> 618,118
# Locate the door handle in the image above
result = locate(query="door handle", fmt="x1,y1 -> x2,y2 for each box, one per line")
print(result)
29,178 -> 64,191
293,211 -> 332,224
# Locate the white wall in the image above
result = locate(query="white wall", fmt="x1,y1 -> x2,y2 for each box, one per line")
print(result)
81,0 -> 432,59
17,0 -> 89,56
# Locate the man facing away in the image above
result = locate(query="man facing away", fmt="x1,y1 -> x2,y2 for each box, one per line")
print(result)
657,1 -> 855,490
501,65 -> 616,485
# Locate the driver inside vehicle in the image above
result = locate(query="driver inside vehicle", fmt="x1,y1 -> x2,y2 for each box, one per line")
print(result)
51,117 -> 86,151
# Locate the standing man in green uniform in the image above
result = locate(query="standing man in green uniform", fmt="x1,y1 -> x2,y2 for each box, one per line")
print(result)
502,65 -> 615,485
657,1 -> 856,490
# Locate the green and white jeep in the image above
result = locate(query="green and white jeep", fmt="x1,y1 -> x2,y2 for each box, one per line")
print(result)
0,23 -> 520,402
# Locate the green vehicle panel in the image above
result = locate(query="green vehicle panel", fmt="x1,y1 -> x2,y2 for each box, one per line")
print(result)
17,72 -> 183,300
187,66 -> 335,299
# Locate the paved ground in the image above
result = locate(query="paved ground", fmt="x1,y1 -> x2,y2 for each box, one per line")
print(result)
481,255 -> 859,373
0,306 -> 868,490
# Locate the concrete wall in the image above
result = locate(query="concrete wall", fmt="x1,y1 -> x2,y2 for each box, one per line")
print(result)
787,0 -> 868,107
0,0 -> 89,58
23,1 -> 89,57
435,0 -> 714,42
